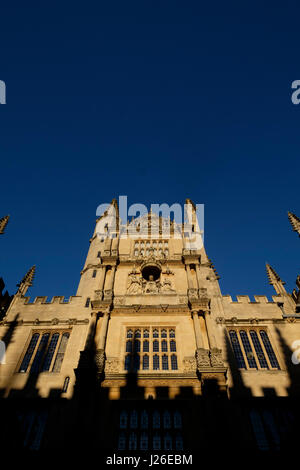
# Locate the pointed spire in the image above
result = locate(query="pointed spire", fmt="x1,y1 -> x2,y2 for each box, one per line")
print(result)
288,211 -> 300,237
0,215 -> 9,234
266,263 -> 286,295
17,265 -> 36,295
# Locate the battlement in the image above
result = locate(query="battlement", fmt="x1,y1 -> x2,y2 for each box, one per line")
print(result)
20,295 -> 83,305
222,294 -> 282,304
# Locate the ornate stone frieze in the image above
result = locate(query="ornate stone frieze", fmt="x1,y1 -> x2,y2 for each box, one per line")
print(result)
105,357 -> 119,373
183,356 -> 197,372
210,348 -> 224,367
196,348 -> 211,368
95,348 -> 106,373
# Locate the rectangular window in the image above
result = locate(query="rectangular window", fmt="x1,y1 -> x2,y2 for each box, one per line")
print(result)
19,331 -> 70,374
228,328 -> 280,370
124,327 -> 178,372
117,408 -> 184,451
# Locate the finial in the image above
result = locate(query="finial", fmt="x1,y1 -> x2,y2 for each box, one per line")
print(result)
17,265 -> 36,295
288,212 -> 300,236
0,215 -> 10,234
266,263 -> 285,285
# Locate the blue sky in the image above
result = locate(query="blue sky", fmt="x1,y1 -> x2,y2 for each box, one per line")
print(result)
0,1 -> 299,300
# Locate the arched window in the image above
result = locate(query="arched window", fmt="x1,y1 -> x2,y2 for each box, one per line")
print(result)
169,329 -> 175,338
239,330 -> 257,369
161,340 -> 168,352
143,340 -> 149,352
141,410 -> 148,429
85,298 -> 90,308
52,332 -> 70,373
142,355 -> 149,370
153,432 -> 161,450
259,331 -> 280,369
41,333 -> 60,372
163,411 -> 171,428
118,432 -> 126,450
153,340 -> 159,352
171,354 -> 178,370
134,340 -> 140,352
135,329 -> 141,338
164,432 -> 172,450
175,434 -> 183,450
130,410 -> 138,429
229,330 -> 246,369
127,329 -> 133,338
170,340 -> 176,352
126,340 -> 132,353
249,330 -> 269,369
119,411 -> 128,429
19,333 -> 40,373
128,432 -> 137,450
124,354 -> 131,371
249,410 -> 269,451
153,411 -> 160,429
30,333 -> 50,374
133,354 -> 140,371
140,432 -> 148,450
143,329 -> 149,338
153,354 -> 159,370
153,329 -> 159,338
174,411 -> 182,429
161,329 -> 167,338
92,270 -> 97,278
162,354 -> 169,370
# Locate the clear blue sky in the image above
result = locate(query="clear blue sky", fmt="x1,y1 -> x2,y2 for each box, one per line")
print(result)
0,1 -> 299,300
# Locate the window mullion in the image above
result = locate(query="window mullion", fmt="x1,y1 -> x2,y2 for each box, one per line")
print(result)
258,331 -> 274,370
248,330 -> 261,370
237,330 -> 248,368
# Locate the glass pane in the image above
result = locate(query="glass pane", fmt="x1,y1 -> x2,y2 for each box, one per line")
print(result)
19,333 -> 40,373
249,330 -> 269,369
260,331 -> 280,369
229,330 -> 246,369
239,330 -> 257,369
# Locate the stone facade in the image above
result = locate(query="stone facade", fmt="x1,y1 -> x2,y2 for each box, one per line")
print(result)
0,204 -> 299,454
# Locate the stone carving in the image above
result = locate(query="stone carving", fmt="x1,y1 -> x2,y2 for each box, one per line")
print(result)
183,356 -> 197,372
210,348 -> 224,367
127,272 -> 143,294
196,348 -> 211,368
188,288 -> 198,300
215,317 -> 225,324
105,357 -> 119,373
94,348 -> 106,373
94,289 -> 103,300
143,275 -> 160,294
114,297 -> 125,306
161,277 -> 175,292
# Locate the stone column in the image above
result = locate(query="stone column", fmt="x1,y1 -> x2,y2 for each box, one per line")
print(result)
186,264 -> 194,289
192,310 -> 210,368
192,310 -> 204,349
195,264 -> 201,290
204,311 -> 217,349
98,265 -> 106,291
104,265 -> 116,297
95,309 -> 111,373
84,311 -> 98,350
94,265 -> 107,300
204,310 -> 224,367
